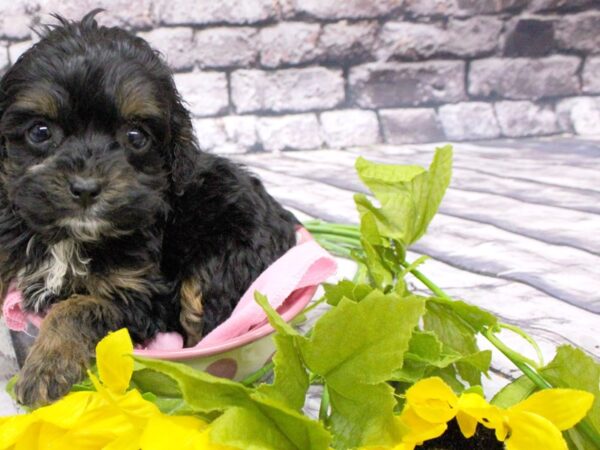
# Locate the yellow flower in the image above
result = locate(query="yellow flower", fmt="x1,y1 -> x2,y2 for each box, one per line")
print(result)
396,377 -> 594,450
0,329 -> 235,450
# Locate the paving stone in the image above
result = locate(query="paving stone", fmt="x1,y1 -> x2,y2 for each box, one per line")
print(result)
259,22 -> 320,68
157,0 -> 277,25
320,110 -> 380,148
318,20 -> 378,64
556,96 -> 600,135
378,17 -> 502,60
469,56 -> 581,100
231,67 -> 344,114
379,108 -> 444,144
138,28 -> 194,71
195,27 -> 258,69
582,57 -> 600,94
503,17 -> 556,57
174,72 -> 229,117
555,11 -> 600,53
283,0 -> 403,20
257,114 -> 323,151
438,102 -> 501,140
495,101 -> 559,137
349,61 -> 466,108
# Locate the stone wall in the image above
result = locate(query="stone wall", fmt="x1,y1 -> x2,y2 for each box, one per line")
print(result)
1,0 -> 599,153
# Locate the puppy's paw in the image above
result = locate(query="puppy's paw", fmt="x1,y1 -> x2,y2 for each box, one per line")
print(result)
15,340 -> 88,407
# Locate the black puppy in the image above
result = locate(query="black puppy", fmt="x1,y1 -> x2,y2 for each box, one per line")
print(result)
0,11 -> 297,406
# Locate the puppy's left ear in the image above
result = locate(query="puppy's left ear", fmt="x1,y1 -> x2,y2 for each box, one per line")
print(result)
169,99 -> 201,196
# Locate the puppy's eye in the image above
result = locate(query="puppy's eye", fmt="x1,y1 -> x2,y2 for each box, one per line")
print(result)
27,123 -> 52,144
126,128 -> 149,150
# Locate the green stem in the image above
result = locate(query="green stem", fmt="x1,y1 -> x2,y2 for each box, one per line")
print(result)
499,323 -> 544,368
319,384 -> 330,423
241,361 -> 274,386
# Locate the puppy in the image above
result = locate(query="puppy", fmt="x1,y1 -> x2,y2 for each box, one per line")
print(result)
0,11 -> 297,406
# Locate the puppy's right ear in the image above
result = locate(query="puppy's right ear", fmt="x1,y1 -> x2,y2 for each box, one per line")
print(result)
169,99 -> 202,196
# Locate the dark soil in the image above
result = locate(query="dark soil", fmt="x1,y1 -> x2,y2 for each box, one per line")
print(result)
416,419 -> 504,450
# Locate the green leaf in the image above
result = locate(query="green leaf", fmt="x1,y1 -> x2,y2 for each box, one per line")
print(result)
541,346 -> 600,450
428,296 -> 497,332
300,292 -> 425,448
329,383 -> 401,449
423,301 -> 490,387
323,280 -> 373,306
254,293 -> 308,411
300,292 -> 426,391
135,357 -> 331,450
354,145 -> 453,247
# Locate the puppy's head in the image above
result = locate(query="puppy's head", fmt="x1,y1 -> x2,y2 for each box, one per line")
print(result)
0,11 -> 197,242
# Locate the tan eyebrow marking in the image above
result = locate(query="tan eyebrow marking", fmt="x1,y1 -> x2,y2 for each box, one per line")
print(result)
14,89 -> 59,119
117,79 -> 163,120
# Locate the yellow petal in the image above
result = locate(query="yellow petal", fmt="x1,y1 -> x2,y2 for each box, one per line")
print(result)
510,388 -> 594,431
0,414 -> 38,450
96,329 -> 134,394
404,377 -> 458,424
456,393 -> 506,438
140,414 -> 206,450
33,392 -> 100,429
399,407 -> 448,444
504,410 -> 567,450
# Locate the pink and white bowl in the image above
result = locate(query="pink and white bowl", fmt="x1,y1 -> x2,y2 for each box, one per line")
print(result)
3,227 -> 337,382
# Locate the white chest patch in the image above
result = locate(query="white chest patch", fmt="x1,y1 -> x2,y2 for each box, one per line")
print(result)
18,239 -> 90,312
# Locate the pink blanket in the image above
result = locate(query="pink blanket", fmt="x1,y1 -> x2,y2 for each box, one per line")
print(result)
2,228 -> 337,353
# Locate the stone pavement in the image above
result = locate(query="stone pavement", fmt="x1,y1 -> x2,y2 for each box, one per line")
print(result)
1,136 -> 599,415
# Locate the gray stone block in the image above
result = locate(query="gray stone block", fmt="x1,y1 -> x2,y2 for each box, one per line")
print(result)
469,56 -> 581,100
503,17 -> 555,57
583,57 -> 600,94
380,108 -> 445,144
8,40 -> 33,65
0,1 -> 37,40
527,0 -> 595,12
555,12 -> 600,54
404,0 -> 528,17
257,114 -> 323,151
556,97 -> 600,135
377,17 -> 502,60
259,22 -> 320,68
283,0 -> 403,20
320,110 -> 381,148
318,21 -> 378,64
174,72 -> 229,117
495,101 -> 559,137
231,68 -> 344,114
194,116 -> 258,153
438,102 -> 501,140
195,27 -> 258,69
157,0 -> 277,25
349,61 -> 466,108
41,0 -> 156,29
138,28 -> 194,71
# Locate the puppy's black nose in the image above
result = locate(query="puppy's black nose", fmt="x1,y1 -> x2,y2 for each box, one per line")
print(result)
69,177 -> 101,206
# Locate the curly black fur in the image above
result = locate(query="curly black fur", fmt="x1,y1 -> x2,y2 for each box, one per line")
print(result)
0,11 -> 297,406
